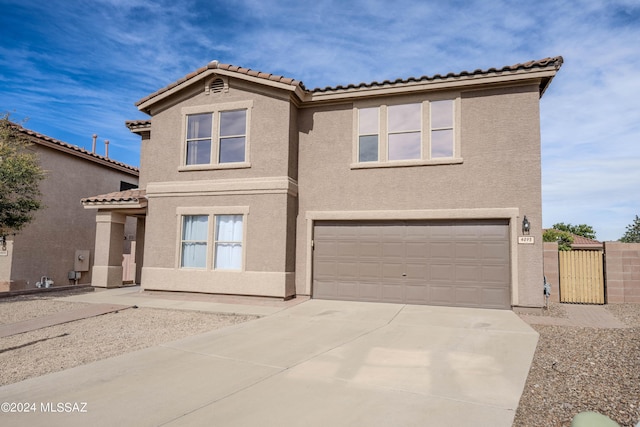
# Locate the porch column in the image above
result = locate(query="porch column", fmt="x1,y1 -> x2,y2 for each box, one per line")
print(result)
135,217 -> 145,285
92,211 -> 126,288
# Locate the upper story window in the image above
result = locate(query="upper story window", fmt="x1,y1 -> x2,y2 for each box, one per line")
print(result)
354,98 -> 460,168
186,110 -> 247,165
181,100 -> 253,171
358,107 -> 379,162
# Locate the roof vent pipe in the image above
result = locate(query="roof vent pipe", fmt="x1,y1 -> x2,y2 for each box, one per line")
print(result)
92,134 -> 97,153
104,139 -> 109,158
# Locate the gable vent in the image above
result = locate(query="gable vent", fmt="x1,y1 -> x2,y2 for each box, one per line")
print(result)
210,78 -> 225,93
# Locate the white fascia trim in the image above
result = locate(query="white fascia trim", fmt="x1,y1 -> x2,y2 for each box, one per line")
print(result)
146,176 -> 298,198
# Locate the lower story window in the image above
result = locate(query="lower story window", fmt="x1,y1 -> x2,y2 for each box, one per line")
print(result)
181,215 -> 209,268
214,215 -> 243,270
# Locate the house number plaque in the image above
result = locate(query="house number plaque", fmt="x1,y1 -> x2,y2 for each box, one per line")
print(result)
518,236 -> 535,244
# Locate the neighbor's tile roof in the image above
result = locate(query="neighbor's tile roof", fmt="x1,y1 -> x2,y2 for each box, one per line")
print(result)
571,234 -> 603,248
81,188 -> 146,204
135,61 -> 304,107
11,122 -> 139,174
310,56 -> 564,92
544,229 -> 603,249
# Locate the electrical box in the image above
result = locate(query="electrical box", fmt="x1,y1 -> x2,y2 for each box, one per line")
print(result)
68,271 -> 81,280
74,250 -> 91,272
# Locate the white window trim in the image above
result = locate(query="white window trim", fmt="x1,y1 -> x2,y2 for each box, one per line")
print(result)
351,96 -> 462,169
175,206 -> 249,271
179,100 -> 253,171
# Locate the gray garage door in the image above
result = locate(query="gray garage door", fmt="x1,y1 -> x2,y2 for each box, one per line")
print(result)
312,220 -> 511,309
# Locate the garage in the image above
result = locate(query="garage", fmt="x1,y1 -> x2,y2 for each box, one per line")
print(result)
312,219 -> 511,309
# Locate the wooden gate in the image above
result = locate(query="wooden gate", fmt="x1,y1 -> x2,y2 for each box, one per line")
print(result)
559,250 -> 605,304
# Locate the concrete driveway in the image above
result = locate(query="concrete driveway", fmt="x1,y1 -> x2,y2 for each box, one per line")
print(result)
0,299 -> 537,426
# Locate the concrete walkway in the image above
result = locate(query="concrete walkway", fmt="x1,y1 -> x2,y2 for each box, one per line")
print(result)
518,304 -> 628,328
0,293 -> 537,427
0,303 -> 132,338
57,286 -> 305,317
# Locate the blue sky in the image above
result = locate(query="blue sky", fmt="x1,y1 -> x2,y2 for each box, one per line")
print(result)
1,0 -> 639,241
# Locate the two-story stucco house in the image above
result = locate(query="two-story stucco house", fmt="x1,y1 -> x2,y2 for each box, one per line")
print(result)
84,56 -> 563,309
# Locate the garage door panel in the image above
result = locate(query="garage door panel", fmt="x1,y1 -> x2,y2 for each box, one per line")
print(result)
430,263 -> 454,282
314,240 -> 338,256
313,280 -> 338,299
336,282 -> 360,299
430,242 -> 454,259
337,262 -> 358,278
381,283 -> 404,302
358,262 -> 381,279
482,287 -> 511,308
405,263 -> 427,280
314,260 -> 337,280
360,241 -> 382,257
455,264 -> 481,282
430,285 -> 456,305
313,220 -> 510,309
455,286 -> 482,306
455,242 -> 481,260
382,262 -> 404,279
480,241 -> 509,260
382,242 -> 404,258
406,284 -> 428,302
481,265 -> 510,283
429,223 -> 455,239
337,241 -> 358,256
405,241 -> 428,258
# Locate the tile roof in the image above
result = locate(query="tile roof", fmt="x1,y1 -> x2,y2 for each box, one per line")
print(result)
570,234 -> 603,248
135,61 -> 304,107
81,188 -> 146,204
10,122 -> 139,175
544,229 -> 603,249
310,56 -> 564,93
125,120 -> 151,129
135,56 -> 563,110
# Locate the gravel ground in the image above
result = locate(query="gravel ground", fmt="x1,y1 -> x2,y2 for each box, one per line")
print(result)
0,289 -> 258,386
2,291 -> 639,426
514,303 -> 640,427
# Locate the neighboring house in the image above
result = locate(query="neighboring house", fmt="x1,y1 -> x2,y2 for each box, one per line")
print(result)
569,234 -> 603,250
0,124 -> 139,292
83,56 -> 563,309
543,229 -> 603,250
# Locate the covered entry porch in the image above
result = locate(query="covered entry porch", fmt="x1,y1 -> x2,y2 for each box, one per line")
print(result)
82,189 -> 147,288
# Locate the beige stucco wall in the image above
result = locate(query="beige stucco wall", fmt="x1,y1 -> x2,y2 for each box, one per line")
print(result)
296,83 -> 545,307
138,80 -> 295,189
141,191 -> 296,297
137,78 -> 299,297
1,144 -> 138,289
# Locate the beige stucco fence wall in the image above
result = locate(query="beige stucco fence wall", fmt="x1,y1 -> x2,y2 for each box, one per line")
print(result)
544,242 -> 640,304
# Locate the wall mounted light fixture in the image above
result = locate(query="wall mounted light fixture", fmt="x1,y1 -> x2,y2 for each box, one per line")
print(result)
522,216 -> 531,235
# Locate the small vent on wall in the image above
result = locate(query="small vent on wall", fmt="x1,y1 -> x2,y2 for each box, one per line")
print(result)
210,78 -> 225,93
